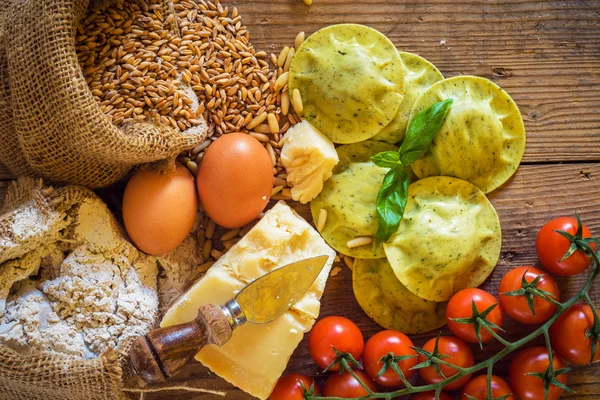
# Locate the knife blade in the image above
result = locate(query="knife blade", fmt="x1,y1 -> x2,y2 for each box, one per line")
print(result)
223,255 -> 330,327
130,255 -> 330,383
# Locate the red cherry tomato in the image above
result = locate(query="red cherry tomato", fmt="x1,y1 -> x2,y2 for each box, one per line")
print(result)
536,217 -> 594,276
363,330 -> 417,387
446,288 -> 503,344
498,266 -> 560,324
412,392 -> 452,400
550,303 -> 600,365
417,336 -> 474,391
323,370 -> 376,398
460,374 -> 515,400
509,346 -> 567,400
308,316 -> 364,371
270,374 -> 320,400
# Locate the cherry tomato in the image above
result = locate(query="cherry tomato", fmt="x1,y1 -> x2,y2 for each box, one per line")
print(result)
363,330 -> 417,387
270,374 -> 320,400
460,375 -> 514,400
323,370 -> 376,398
412,392 -> 452,400
498,266 -> 560,324
509,346 -> 567,400
550,303 -> 600,365
308,316 -> 364,371
446,288 -> 503,344
536,217 -> 594,276
417,336 -> 474,391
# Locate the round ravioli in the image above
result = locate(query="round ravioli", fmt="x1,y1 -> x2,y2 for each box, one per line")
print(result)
373,52 -> 444,144
289,24 -> 405,144
310,141 -> 397,259
384,176 -> 501,302
353,258 -> 447,334
409,76 -> 526,193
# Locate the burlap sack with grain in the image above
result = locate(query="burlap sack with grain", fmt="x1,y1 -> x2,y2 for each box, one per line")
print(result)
0,0 -> 207,188
0,179 -> 220,400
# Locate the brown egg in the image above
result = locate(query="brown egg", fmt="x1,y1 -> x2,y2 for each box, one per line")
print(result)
197,133 -> 273,228
122,164 -> 198,255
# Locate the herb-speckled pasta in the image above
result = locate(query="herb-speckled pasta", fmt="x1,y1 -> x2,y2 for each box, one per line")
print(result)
410,76 -> 526,193
373,52 -> 444,144
353,258 -> 447,334
310,141 -> 397,259
289,24 -> 405,144
384,176 -> 501,302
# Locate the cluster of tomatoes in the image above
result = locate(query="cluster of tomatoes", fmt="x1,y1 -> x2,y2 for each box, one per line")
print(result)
271,217 -> 600,400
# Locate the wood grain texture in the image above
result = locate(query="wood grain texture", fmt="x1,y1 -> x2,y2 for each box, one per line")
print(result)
133,163 -> 600,399
1,0 -> 600,398
0,0 -> 598,182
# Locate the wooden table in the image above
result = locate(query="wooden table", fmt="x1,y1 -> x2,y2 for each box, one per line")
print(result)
2,0 -> 600,398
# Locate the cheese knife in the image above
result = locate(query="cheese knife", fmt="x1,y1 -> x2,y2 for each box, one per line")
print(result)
130,255 -> 330,383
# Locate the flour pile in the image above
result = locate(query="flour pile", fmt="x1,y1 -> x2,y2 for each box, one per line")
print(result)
0,178 -> 204,358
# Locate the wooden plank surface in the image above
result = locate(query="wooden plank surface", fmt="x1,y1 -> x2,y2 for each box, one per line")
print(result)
133,162 -> 600,399
1,0 -> 600,399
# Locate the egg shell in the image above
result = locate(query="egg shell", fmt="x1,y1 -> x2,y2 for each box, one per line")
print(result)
122,164 -> 198,255
197,133 -> 274,228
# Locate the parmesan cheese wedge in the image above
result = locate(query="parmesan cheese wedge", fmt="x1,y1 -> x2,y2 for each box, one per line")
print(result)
161,202 -> 335,399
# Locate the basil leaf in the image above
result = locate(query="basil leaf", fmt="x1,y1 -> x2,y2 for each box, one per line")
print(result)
375,165 -> 410,242
370,151 -> 400,168
399,98 -> 453,165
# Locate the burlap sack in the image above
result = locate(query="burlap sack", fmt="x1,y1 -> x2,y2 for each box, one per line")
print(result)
0,0 -> 207,188
0,179 -> 225,400
0,179 -> 127,400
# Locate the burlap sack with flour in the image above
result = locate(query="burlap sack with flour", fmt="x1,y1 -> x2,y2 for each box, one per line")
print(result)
0,179 -> 219,400
0,0 -> 207,188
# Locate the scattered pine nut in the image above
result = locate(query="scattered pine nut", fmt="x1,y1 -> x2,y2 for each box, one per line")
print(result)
271,185 -> 284,196
317,208 -> 328,232
191,139 -> 212,156
246,112 -> 268,130
283,48 -> 295,72
281,91 -> 290,115
295,32 -> 305,50
281,188 -> 293,199
346,236 -> 373,249
277,46 -> 290,67
221,228 -> 241,242
292,89 -> 303,113
273,177 -> 287,187
330,266 -> 342,277
253,124 -> 272,134
249,132 -> 270,142
267,113 -> 279,134
274,72 -> 289,92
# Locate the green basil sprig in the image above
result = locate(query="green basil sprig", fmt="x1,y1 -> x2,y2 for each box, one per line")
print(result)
371,98 -> 453,242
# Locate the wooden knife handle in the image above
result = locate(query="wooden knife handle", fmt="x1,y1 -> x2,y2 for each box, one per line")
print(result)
130,304 -> 233,383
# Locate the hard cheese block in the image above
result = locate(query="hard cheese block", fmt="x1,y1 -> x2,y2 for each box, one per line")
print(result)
161,202 -> 336,399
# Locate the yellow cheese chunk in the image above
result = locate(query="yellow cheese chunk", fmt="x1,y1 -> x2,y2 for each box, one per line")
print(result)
281,121 -> 339,203
161,202 -> 336,399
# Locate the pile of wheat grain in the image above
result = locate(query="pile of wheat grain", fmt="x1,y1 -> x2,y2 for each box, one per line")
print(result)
77,0 -> 345,274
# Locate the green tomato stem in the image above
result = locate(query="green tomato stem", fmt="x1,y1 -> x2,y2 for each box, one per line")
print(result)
306,251 -> 600,400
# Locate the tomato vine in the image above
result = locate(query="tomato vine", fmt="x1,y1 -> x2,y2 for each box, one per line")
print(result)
304,216 -> 599,400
